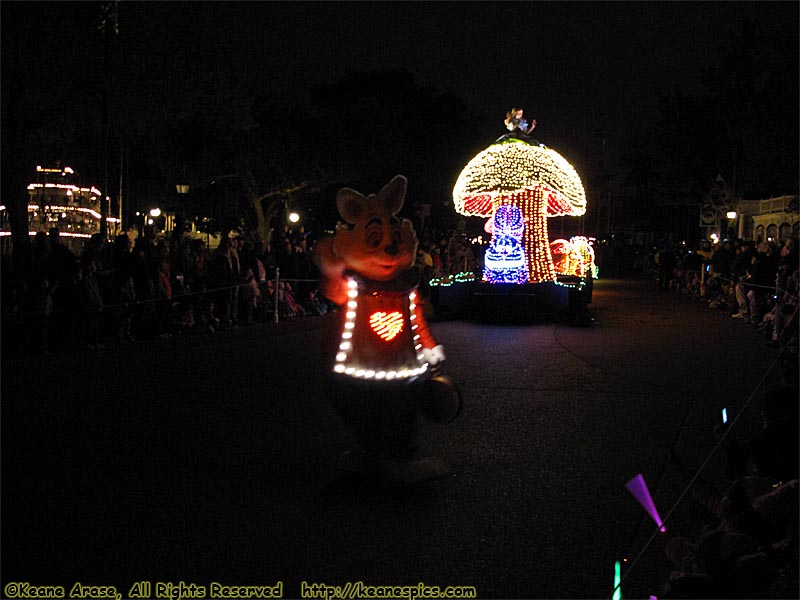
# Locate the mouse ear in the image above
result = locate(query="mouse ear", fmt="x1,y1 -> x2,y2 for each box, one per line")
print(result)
378,175 -> 407,215
336,188 -> 366,224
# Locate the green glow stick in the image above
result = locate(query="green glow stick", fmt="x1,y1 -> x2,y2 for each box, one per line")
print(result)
613,560 -> 622,600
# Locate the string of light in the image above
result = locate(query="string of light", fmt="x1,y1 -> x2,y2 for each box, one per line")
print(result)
333,277 -> 429,380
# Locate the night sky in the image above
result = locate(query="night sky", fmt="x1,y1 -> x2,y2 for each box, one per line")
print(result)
121,1 -> 797,161
3,1 -> 798,187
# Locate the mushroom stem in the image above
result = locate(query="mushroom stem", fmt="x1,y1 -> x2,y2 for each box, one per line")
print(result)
498,187 -> 556,283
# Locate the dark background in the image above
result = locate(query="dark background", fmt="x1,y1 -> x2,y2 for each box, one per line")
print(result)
2,2 -> 798,245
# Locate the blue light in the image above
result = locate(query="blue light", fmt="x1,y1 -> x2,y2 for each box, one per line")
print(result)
483,205 -> 528,285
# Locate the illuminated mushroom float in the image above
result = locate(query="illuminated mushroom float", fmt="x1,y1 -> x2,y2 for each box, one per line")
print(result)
453,138 -> 587,284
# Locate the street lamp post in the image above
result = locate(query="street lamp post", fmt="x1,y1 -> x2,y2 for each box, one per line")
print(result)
175,183 -> 190,241
148,207 -> 161,231
726,211 -> 737,240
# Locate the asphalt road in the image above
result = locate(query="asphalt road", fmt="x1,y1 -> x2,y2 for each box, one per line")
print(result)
1,277 -> 792,599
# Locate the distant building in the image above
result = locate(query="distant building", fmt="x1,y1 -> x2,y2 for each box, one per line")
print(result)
736,195 -> 798,242
0,165 -> 120,252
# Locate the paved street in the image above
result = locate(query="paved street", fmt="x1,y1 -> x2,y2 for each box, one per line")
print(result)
1,277 -> 791,599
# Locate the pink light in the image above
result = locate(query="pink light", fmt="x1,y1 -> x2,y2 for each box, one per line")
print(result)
626,473 -> 666,532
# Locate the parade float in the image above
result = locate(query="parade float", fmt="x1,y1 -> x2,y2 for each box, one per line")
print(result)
430,137 -> 596,322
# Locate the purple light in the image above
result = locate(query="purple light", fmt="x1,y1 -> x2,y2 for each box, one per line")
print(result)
626,473 -> 665,531
482,204 -> 528,284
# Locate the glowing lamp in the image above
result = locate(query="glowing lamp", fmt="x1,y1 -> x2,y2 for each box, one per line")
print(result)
453,139 -> 586,283
288,211 -> 300,224
726,211 -> 737,219
149,208 -> 162,217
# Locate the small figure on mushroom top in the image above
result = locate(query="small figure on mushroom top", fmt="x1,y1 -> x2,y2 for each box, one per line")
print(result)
504,107 -> 537,136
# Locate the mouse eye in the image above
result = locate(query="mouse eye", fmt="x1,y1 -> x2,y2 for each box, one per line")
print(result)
365,226 -> 382,249
390,230 -> 402,246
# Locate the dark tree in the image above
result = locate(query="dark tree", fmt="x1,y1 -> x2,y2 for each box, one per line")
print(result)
622,20 -> 798,222
309,69 -> 485,229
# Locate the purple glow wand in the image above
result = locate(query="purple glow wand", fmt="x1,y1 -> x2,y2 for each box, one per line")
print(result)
626,473 -> 666,533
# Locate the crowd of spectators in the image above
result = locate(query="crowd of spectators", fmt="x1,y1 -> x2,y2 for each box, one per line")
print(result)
644,236 -> 799,598
1,224 -> 486,357
660,382 -> 798,598
652,236 -> 799,353
2,225 -> 331,356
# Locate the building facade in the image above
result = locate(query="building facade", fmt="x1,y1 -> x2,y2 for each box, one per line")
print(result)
736,195 -> 798,242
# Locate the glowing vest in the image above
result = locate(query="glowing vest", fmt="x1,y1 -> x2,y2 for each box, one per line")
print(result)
333,271 -> 428,380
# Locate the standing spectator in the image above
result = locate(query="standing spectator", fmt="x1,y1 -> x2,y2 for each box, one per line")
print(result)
77,256 -> 105,349
46,227 -> 78,351
131,235 -> 156,338
711,240 -> 734,282
777,237 -> 797,293
109,234 -> 135,342
431,246 -> 443,278
762,266 -> 799,348
416,245 -> 434,280
189,238 -> 209,293
212,234 -> 240,328
745,243 -> 779,325
730,242 -> 757,314
156,257 -> 173,338
706,241 -> 733,309
25,231 -> 54,354
239,266 -> 261,325
656,244 -> 677,291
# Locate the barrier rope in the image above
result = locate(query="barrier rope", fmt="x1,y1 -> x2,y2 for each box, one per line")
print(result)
5,275 -> 324,318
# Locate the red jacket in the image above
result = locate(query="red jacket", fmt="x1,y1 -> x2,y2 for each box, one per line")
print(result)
332,270 -> 437,380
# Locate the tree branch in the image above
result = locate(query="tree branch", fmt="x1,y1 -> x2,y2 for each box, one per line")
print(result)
256,180 -> 324,202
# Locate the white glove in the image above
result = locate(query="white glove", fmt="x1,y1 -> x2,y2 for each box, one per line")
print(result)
422,344 -> 446,366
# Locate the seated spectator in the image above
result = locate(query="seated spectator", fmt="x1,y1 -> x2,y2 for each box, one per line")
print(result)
280,282 -> 306,319
303,288 -> 329,316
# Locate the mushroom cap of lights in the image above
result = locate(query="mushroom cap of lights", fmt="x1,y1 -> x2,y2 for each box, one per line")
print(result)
452,139 -> 587,283
453,139 -> 586,219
